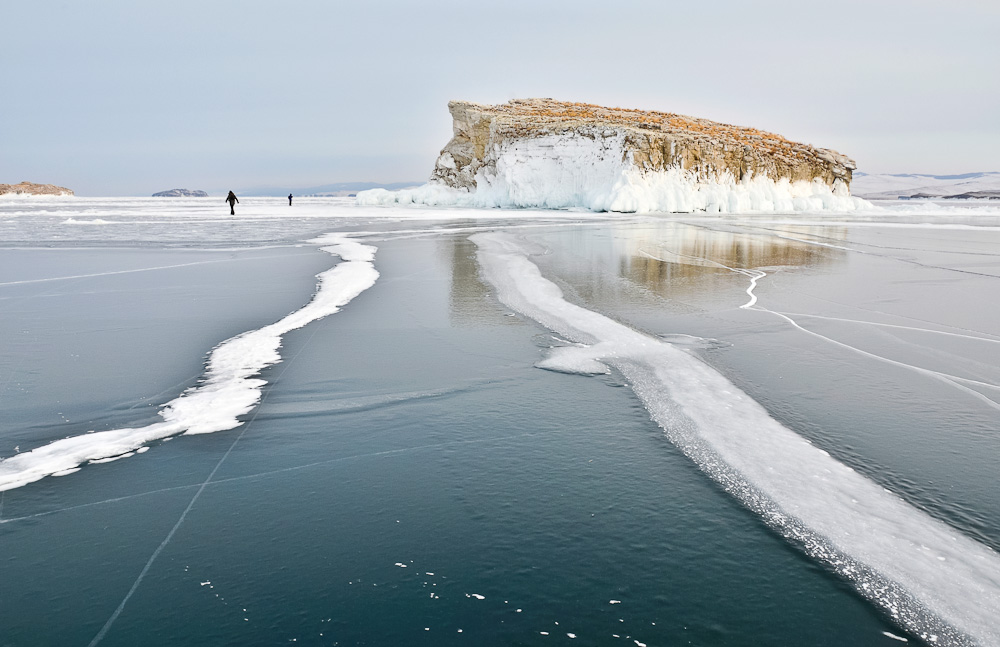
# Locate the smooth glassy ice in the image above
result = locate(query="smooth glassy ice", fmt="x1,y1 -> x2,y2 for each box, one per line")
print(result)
2,195 -> 1000,646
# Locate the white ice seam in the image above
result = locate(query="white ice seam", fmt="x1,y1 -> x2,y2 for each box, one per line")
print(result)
0,234 -> 379,492
473,231 -> 1000,647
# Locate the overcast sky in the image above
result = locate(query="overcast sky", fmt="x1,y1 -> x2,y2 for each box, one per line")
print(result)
3,0 -> 998,195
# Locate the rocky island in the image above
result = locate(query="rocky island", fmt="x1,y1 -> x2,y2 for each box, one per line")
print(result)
434,98 -> 856,191
0,181 -> 74,196
152,189 -> 209,197
360,98 -> 867,213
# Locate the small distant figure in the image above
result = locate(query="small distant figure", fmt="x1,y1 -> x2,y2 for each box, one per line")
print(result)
226,190 -> 239,215
288,193 -> 293,206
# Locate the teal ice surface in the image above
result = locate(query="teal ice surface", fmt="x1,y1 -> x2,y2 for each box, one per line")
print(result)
5,199 -> 999,646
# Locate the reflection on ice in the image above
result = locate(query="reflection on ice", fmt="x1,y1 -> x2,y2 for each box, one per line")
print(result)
444,235 -> 512,328
618,221 -> 844,298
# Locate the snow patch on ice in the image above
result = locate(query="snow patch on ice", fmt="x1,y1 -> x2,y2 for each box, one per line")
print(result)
63,218 -> 114,225
358,132 -> 870,214
536,344 -> 610,375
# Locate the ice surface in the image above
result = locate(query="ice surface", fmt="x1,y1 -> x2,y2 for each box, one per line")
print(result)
358,132 -> 871,214
0,235 -> 378,491
472,231 -> 1000,646
4,195 -> 1000,645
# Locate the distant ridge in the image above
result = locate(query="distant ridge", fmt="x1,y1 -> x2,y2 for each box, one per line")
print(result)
856,171 -> 993,181
0,181 -> 74,196
153,188 -> 208,197
852,171 -> 1000,199
239,181 -> 421,197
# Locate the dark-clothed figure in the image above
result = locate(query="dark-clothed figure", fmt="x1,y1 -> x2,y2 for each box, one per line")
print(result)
226,191 -> 239,215
288,193 -> 293,206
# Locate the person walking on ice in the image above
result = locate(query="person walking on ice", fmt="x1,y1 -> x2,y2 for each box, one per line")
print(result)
226,191 -> 239,215
288,193 -> 293,206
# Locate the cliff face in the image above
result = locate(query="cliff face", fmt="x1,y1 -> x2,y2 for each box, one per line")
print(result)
431,99 -> 856,192
358,99 -> 866,213
0,181 -> 74,196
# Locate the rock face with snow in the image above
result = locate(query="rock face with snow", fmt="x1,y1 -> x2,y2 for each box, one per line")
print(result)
434,99 -> 855,190
359,98 -> 867,213
0,181 -> 74,196
152,189 -> 209,197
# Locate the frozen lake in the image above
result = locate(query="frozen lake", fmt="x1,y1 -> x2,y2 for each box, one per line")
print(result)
2,196 -> 1000,646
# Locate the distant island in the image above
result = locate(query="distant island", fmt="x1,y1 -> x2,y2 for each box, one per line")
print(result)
904,191 -> 1000,200
851,172 -> 1000,200
0,181 -> 74,196
238,182 -> 420,197
152,189 -> 208,197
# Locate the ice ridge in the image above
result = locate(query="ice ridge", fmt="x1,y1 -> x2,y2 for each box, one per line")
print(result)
0,235 -> 379,492
472,231 -> 1000,647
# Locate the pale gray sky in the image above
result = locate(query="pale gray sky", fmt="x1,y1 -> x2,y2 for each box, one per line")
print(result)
3,0 -> 997,195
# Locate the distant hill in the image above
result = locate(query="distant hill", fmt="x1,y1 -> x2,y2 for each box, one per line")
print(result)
0,181 -> 74,196
153,189 -> 208,197
852,172 -> 1000,199
239,181 -> 421,197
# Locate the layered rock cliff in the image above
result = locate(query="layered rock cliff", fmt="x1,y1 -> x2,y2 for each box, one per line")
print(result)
0,181 -> 74,196
358,98 -> 867,213
432,98 -> 856,193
